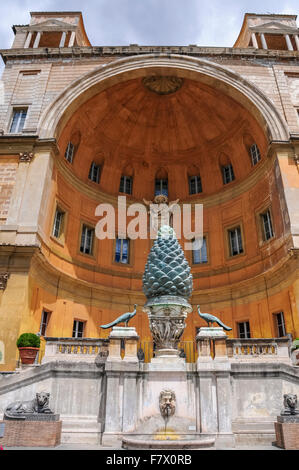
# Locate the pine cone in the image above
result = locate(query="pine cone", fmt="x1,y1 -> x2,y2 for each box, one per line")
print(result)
143,226 -> 193,299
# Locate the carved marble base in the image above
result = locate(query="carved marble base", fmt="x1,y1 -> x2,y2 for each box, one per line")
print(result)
143,295 -> 192,358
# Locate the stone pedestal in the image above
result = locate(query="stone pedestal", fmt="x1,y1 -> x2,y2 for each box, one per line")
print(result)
274,415 -> 299,449
0,417 -> 62,447
196,327 -> 228,363
107,327 -> 139,363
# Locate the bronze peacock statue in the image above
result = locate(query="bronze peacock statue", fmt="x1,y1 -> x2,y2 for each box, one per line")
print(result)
99,304 -> 137,329
197,305 -> 232,331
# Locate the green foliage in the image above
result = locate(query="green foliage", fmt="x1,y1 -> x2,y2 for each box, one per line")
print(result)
291,339 -> 299,351
17,333 -> 40,348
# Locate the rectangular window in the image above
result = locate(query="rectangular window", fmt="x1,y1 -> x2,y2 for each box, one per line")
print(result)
88,162 -> 101,183
115,238 -> 129,264
261,210 -> 274,241
39,310 -> 50,337
228,226 -> 243,256
189,175 -> 202,195
222,164 -> 235,184
9,108 -> 27,133
72,320 -> 85,338
65,142 -> 75,163
192,237 -> 208,264
250,144 -> 261,166
155,179 -> 168,196
274,312 -> 286,337
52,208 -> 65,239
80,225 -> 94,255
119,175 -> 133,195
238,321 -> 251,339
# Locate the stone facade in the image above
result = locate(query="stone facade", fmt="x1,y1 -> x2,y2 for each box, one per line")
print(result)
0,11 -> 298,370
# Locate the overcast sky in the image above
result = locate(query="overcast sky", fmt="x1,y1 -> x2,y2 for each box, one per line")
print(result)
0,0 -> 298,50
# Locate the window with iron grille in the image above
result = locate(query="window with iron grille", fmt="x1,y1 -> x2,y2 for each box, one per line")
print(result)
274,312 -> 286,337
80,225 -> 94,255
192,237 -> 208,264
222,164 -> 235,184
155,179 -> 168,196
39,310 -> 50,337
119,175 -> 133,195
261,209 -> 274,241
64,142 -> 75,163
9,108 -> 27,133
115,238 -> 130,264
52,208 -> 65,239
72,320 -> 85,338
88,162 -> 101,183
189,175 -> 202,195
228,226 -> 243,256
250,143 -> 261,166
238,321 -> 251,338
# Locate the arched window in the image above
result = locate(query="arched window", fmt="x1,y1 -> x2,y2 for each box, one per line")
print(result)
250,143 -> 261,166
88,161 -> 101,183
155,168 -> 168,196
64,131 -> 81,164
188,165 -> 202,194
119,164 -> 134,195
243,134 -> 261,166
219,153 -> 235,185
119,175 -> 133,194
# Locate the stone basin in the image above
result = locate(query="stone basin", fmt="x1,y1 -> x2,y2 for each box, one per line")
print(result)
122,435 -> 215,450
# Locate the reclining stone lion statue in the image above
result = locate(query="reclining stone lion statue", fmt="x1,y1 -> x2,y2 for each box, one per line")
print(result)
4,391 -> 53,419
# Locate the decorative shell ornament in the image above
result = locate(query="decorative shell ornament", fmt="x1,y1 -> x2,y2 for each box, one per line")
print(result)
142,225 -> 193,299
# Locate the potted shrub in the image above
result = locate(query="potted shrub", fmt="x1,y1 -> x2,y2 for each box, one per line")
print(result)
17,333 -> 40,365
290,339 -> 299,366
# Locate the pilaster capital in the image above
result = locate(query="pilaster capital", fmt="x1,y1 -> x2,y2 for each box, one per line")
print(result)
0,272 -> 10,290
19,152 -> 34,163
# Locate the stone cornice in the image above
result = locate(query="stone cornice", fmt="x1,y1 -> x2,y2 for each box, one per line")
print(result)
0,137 -> 59,156
1,46 -> 299,64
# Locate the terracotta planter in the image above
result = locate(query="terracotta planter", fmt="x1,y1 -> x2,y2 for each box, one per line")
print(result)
18,347 -> 39,365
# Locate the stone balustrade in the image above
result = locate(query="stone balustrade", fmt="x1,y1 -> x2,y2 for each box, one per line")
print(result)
227,338 -> 291,363
42,337 -> 109,363
41,336 -> 291,365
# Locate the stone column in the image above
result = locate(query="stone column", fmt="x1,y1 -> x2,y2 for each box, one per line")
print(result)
294,35 -> 299,51
24,32 -> 32,48
33,31 -> 42,48
260,33 -> 268,50
251,33 -> 258,49
68,31 -> 76,47
285,34 -> 294,51
59,31 -> 67,48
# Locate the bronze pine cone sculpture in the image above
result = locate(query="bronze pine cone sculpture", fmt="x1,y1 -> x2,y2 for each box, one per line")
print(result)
142,226 -> 193,299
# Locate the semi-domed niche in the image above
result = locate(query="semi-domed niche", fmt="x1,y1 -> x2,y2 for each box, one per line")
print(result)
58,74 -> 268,201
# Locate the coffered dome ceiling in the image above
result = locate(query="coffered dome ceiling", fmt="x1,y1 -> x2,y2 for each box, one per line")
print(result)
59,74 -> 267,190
